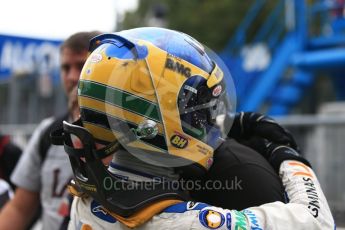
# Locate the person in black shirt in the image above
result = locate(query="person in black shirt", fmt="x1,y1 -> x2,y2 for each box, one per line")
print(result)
0,133 -> 22,189
190,111 -> 299,208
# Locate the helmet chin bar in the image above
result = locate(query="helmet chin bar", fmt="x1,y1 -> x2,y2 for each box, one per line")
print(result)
51,120 -> 189,217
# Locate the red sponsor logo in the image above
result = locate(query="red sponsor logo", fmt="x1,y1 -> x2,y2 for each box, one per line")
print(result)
212,85 -> 222,97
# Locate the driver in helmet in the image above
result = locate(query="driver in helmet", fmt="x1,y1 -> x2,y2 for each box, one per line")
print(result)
53,28 -> 334,229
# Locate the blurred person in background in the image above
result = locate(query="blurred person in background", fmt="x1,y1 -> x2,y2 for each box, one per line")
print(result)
0,31 -> 101,230
0,133 -> 22,189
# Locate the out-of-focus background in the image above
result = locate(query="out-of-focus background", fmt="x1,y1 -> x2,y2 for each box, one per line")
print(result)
0,0 -> 344,226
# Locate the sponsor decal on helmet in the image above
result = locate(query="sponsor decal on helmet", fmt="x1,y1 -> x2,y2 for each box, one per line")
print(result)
206,157 -> 214,169
212,85 -> 222,97
165,57 -> 191,78
214,67 -> 223,80
184,85 -> 198,94
196,144 -> 212,156
78,181 -> 97,192
170,134 -> 188,149
90,53 -> 103,63
199,209 -> 225,229
168,53 -> 182,61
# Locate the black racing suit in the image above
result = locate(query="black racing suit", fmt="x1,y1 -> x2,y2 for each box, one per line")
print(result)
190,138 -> 285,209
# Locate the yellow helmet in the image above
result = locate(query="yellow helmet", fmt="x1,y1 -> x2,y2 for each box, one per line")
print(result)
78,27 -> 235,176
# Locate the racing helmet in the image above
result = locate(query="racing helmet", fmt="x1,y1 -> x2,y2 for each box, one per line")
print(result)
53,27 -> 236,216
77,27 -> 235,174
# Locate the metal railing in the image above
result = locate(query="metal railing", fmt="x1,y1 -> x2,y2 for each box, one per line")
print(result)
276,113 -> 345,226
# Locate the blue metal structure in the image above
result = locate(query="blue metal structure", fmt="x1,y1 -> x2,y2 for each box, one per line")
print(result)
221,0 -> 345,115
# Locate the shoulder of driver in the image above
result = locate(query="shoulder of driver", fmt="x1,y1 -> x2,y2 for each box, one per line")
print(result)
69,159 -> 334,230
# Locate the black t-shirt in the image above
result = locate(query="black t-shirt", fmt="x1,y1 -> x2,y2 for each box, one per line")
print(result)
0,135 -> 22,188
189,138 -> 285,210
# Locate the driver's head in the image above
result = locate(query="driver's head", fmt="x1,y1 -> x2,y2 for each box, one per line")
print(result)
59,27 -> 236,216
77,27 -> 235,176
